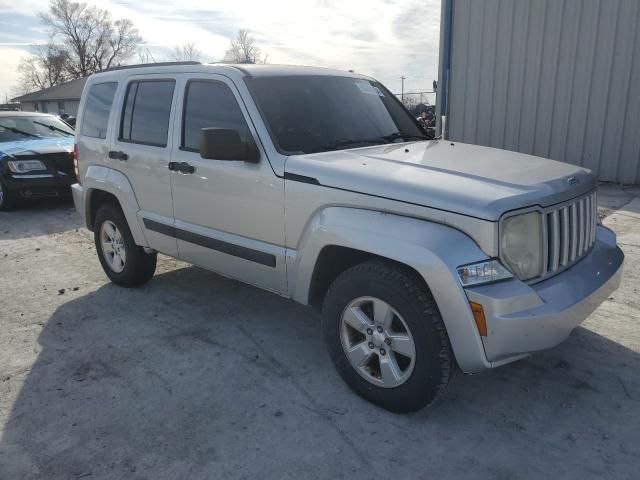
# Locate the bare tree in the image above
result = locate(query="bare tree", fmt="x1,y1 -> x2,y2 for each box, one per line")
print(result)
14,44 -> 69,95
39,0 -> 141,77
170,42 -> 202,62
137,48 -> 157,64
401,94 -> 419,111
222,30 -> 265,64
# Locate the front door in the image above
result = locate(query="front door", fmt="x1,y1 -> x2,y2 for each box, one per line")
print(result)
168,74 -> 286,293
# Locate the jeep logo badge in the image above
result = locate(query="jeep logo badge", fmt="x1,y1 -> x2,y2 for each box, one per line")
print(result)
566,176 -> 578,185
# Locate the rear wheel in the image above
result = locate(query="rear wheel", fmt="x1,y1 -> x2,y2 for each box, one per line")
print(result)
322,260 -> 453,413
94,203 -> 157,287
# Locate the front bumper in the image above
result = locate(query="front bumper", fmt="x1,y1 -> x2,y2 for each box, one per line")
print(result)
2,172 -> 75,199
465,225 -> 623,365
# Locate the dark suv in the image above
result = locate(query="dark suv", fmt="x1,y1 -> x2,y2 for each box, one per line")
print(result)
0,111 -> 75,210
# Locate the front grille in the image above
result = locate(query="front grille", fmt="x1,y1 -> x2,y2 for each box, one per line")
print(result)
53,153 -> 74,176
542,190 -> 597,278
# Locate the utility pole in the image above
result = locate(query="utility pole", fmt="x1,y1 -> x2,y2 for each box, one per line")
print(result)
401,76 -> 406,104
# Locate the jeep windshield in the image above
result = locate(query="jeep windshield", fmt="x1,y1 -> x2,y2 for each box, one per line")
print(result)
247,75 -> 429,155
0,115 -> 74,142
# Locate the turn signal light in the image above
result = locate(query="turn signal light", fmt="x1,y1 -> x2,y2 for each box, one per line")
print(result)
469,302 -> 487,337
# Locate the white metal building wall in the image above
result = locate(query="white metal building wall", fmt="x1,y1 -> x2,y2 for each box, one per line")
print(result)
441,0 -> 640,183
18,100 -> 80,116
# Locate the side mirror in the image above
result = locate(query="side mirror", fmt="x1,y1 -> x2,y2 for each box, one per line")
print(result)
199,128 -> 260,163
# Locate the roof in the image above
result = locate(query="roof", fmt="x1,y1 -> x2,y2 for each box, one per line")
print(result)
222,64 -> 368,78
88,63 -> 372,83
11,77 -> 87,103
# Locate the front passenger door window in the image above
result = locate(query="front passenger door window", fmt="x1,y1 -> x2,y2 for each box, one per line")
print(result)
181,80 -> 251,151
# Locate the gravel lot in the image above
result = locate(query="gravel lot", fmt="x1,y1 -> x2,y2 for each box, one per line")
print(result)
1,185 -> 639,480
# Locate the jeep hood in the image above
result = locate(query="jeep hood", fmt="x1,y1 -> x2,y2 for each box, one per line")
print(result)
284,140 -> 596,221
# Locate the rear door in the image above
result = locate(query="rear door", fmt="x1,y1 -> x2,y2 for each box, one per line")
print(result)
109,74 -> 178,256
168,74 -> 286,293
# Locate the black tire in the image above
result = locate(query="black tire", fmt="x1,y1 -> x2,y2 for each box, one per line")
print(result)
94,203 -> 157,287
0,179 -> 14,211
322,259 -> 453,413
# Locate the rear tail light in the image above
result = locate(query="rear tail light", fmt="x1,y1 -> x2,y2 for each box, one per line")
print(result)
73,143 -> 80,184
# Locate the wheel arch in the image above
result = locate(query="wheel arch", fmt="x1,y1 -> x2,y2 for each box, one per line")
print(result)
289,206 -> 493,373
82,165 -> 148,246
308,246 -> 429,312
87,189 -> 121,230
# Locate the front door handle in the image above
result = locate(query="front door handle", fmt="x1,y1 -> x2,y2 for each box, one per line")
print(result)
108,150 -> 128,161
168,161 -> 195,174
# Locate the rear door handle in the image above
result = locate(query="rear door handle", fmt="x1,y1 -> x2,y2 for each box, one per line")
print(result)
108,150 -> 128,161
168,162 -> 195,174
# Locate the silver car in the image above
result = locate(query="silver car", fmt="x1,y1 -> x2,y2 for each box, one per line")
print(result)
71,63 -> 623,412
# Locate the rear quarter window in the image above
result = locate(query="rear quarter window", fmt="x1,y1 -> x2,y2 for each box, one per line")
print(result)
80,82 -> 118,139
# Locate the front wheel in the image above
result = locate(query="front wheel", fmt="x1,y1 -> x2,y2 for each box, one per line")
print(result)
94,204 -> 157,287
0,179 -> 14,211
322,260 -> 454,413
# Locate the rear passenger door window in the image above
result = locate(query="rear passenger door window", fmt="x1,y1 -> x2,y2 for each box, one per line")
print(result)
120,80 -> 175,147
181,80 -> 252,152
81,82 -> 117,139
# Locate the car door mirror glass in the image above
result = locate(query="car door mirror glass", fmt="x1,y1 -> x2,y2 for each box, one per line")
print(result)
199,128 -> 260,163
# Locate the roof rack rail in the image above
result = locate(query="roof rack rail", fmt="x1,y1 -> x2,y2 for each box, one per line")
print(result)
99,61 -> 201,73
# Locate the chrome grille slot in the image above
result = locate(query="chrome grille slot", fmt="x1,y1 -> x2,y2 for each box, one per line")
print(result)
548,210 -> 560,271
569,203 -> 578,262
542,191 -> 597,279
560,207 -> 569,266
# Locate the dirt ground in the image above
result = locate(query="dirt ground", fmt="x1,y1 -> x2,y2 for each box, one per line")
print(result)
1,184 -> 639,480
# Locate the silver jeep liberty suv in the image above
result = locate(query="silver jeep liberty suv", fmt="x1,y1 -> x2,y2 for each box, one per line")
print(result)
72,63 -> 623,412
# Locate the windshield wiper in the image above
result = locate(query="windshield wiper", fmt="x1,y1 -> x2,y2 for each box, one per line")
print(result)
33,120 -> 74,136
0,124 -> 40,138
306,137 -> 388,153
381,132 -> 428,142
304,132 -> 428,154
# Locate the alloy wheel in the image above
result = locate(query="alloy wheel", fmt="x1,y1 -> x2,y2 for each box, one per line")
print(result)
340,296 -> 416,388
100,220 -> 126,273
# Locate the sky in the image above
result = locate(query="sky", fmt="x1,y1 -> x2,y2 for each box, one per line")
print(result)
0,0 -> 441,103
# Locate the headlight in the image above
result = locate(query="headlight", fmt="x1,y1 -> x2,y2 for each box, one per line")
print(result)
457,259 -> 513,286
500,211 -> 543,280
7,160 -> 47,173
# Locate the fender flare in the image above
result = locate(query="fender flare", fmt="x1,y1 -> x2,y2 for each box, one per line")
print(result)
289,206 -> 493,373
82,165 -> 148,246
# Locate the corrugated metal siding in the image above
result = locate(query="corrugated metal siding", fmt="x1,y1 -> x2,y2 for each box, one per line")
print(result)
446,0 -> 640,183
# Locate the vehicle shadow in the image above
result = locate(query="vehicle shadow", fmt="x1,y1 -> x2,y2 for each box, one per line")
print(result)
0,197 -> 79,241
0,265 -> 638,479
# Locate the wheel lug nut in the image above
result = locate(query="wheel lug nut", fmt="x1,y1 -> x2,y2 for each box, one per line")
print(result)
368,342 -> 374,349
377,326 -> 383,333
384,338 -> 391,346
380,348 -> 386,355
366,328 -> 373,335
